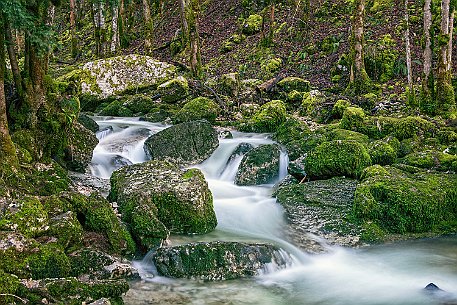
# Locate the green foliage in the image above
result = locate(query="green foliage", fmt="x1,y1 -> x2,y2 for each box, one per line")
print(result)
175,97 -> 220,124
304,140 -> 372,180
332,99 -> 351,119
241,14 -> 263,35
277,77 -> 310,93
364,34 -> 399,83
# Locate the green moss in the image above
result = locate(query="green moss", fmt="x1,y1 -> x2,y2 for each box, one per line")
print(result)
261,58 -> 282,75
124,94 -> 155,114
400,150 -> 457,171
304,140 -> 372,180
241,100 -> 287,132
340,107 -> 366,131
241,14 -> 263,35
157,76 -> 189,104
218,73 -> 240,96
277,77 -> 310,93
300,90 -> 331,122
360,164 -> 389,180
48,211 -> 84,250
26,244 -> 71,279
0,269 -> 20,303
99,100 -> 133,117
368,140 -> 397,165
360,222 -> 385,242
332,99 -> 351,119
326,128 -> 369,144
0,196 -> 49,238
130,204 -> 169,250
175,97 -> 220,124
353,166 -> 457,235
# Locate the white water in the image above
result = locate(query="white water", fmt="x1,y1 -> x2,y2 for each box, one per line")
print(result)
89,117 -> 457,305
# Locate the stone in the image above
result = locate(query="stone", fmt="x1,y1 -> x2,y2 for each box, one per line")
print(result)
275,177 -> 362,253
144,120 -> 219,166
78,113 -> 99,132
157,76 -> 189,103
62,54 -> 177,98
65,122 -> 99,172
235,144 -> 281,186
153,241 -> 291,280
109,161 -> 217,251
174,97 -> 220,124
276,77 -> 310,92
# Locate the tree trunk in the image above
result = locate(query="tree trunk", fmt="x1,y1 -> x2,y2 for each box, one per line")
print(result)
188,0 -> 202,77
269,1 -> 276,43
70,0 -> 78,58
436,0 -> 455,110
447,8 -> 455,71
179,0 -> 189,46
348,0 -> 370,93
92,1 -> 106,57
405,0 -> 412,92
0,16 -> 18,166
422,0 -> 433,96
4,17 -> 24,101
143,0 -> 152,53
110,3 -> 120,54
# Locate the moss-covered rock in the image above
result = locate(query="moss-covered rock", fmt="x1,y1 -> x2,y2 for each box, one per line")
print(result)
332,99 -> 351,119
368,138 -> 398,165
157,76 -> 189,103
144,120 -> 219,166
78,113 -> 99,133
98,99 -> 134,117
0,196 -> 49,238
65,122 -> 99,172
109,161 -> 217,251
300,90 -> 331,123
240,100 -> 287,132
153,241 -> 289,280
27,161 -> 71,196
26,243 -> 71,279
48,211 -> 84,249
61,55 -> 177,99
353,166 -> 457,236
175,97 -> 220,124
275,177 -> 362,251
218,73 -> 240,96
241,14 -> 263,35
325,128 -> 370,144
399,150 -> 457,171
277,77 -> 310,93
123,94 -> 156,114
0,269 -> 20,304
234,144 -> 281,186
304,140 -> 372,180
340,106 -> 366,131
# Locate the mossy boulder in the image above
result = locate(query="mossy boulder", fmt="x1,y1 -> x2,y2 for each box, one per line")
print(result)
0,196 -> 49,238
0,269 -> 20,304
353,166 -> 457,236
304,140 -> 372,180
78,113 -> 99,133
240,100 -> 287,133
234,144 -> 281,186
21,277 -> 129,305
340,106 -> 366,131
242,14 -> 263,35
175,97 -> 220,124
157,76 -> 189,103
123,94 -> 156,114
62,54 -> 176,98
325,128 -> 369,144
48,211 -> 84,249
275,177 -> 361,252
65,122 -> 99,172
300,90 -> 331,123
153,241 -> 290,280
98,99 -> 134,117
332,99 -> 351,119
109,161 -> 217,251
277,77 -> 310,93
143,120 -> 219,166
399,150 -> 457,171
218,73 -> 240,96
368,137 -> 399,165
26,243 -> 71,279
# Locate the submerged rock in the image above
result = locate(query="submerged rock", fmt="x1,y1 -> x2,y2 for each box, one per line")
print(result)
144,120 -> 219,166
109,160 -> 217,251
78,113 -> 99,132
275,177 -> 361,252
235,144 -> 281,186
153,241 -> 291,280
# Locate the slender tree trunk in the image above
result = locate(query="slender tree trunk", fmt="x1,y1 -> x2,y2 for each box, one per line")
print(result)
188,0 -> 202,77
269,1 -> 276,42
119,0 -> 125,47
4,17 -> 24,100
436,0 -> 455,110
92,1 -> 106,57
70,0 -> 78,58
179,0 -> 189,46
143,0 -> 152,53
422,0 -> 433,97
110,3 -> 120,54
348,0 -> 370,93
447,8 -> 455,71
0,16 -> 18,166
405,0 -> 412,91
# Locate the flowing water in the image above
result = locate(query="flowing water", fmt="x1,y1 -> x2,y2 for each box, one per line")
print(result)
90,117 -> 457,305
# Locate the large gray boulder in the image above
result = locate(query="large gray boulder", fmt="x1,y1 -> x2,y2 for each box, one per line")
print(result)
153,241 -> 291,280
109,160 -> 217,251
143,120 -> 219,166
65,122 -> 99,172
234,144 -> 281,186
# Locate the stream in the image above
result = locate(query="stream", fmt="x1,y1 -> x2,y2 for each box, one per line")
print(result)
89,117 -> 457,305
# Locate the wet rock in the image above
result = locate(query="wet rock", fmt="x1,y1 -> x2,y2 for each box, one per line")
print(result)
110,155 -> 133,170
218,129 -> 233,139
157,76 -> 189,103
109,160 -> 217,251
423,283 -> 457,305
48,211 -> 83,249
65,122 -> 99,172
69,171 -> 111,197
20,277 -> 129,305
143,120 -> 219,166
153,241 -> 291,280
227,142 -> 254,164
275,177 -> 362,253
78,113 -> 99,133
235,144 -> 281,186
88,298 -> 112,305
